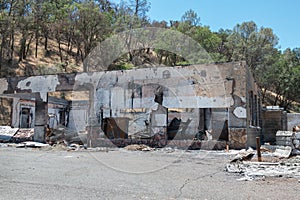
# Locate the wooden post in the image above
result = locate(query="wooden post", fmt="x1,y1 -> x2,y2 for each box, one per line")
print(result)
256,137 -> 262,162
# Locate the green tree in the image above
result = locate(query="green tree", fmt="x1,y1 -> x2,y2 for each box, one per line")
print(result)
114,0 -> 150,31
215,28 -> 232,62
0,0 -> 16,70
74,0 -> 113,62
15,0 -> 35,62
275,49 -> 300,108
181,9 -> 200,26
226,21 -> 279,70
258,48 -> 300,110
129,0 -> 150,20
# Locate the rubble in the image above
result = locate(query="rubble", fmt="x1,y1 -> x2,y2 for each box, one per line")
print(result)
124,144 -> 154,151
0,126 -> 35,143
230,148 -> 255,163
0,126 -> 18,142
273,146 -> 292,158
291,132 -> 300,155
12,128 -> 34,143
226,146 -> 300,181
40,143 -> 66,151
40,142 -> 86,151
66,143 -> 88,151
46,125 -> 85,145
273,128 -> 300,157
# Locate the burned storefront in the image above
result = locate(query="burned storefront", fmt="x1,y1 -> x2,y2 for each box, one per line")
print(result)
0,93 -> 70,142
0,62 -> 261,149
0,95 -> 69,129
92,62 -> 261,149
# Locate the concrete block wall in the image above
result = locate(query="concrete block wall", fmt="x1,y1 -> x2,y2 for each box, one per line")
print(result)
262,110 -> 286,144
274,130 -> 300,156
276,131 -> 293,146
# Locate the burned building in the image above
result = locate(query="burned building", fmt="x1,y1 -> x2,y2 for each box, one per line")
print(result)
0,95 -> 69,129
0,62 -> 261,149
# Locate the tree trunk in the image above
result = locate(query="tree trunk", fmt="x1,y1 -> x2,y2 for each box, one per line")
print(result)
76,45 -> 80,57
35,32 -> 39,58
44,36 -> 48,51
261,89 -> 266,104
79,48 -> 84,62
19,37 -> 26,62
134,0 -> 139,16
58,40 -> 63,63
25,35 -> 33,59
10,30 -> 15,63
75,44 -> 81,65
0,37 -> 3,69
67,36 -> 73,54
129,52 -> 133,62
274,93 -> 280,105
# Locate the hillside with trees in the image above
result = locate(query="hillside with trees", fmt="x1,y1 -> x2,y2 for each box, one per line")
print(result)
0,0 -> 299,111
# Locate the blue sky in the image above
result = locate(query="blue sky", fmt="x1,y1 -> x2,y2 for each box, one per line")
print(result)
113,0 -> 300,50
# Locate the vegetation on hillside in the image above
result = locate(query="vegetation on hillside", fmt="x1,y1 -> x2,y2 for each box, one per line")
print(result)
0,0 -> 299,110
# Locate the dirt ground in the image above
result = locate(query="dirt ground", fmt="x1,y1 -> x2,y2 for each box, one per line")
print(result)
0,145 -> 299,200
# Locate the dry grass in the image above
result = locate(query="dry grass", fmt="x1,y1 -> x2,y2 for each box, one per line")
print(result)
3,35 -> 83,77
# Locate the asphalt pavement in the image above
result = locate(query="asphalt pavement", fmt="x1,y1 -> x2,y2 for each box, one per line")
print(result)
0,146 -> 299,200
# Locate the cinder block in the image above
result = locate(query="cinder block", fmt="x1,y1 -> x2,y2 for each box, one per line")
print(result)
276,131 -> 293,137
276,136 -> 292,141
276,140 -> 292,146
294,132 -> 300,139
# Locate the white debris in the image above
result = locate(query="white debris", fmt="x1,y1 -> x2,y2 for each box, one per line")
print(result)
0,126 -> 19,142
16,141 -> 50,148
273,146 -> 292,158
226,155 -> 300,181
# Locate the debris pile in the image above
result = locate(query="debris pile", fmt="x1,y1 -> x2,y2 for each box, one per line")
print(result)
124,144 -> 154,151
46,125 -> 87,145
225,146 -> 300,181
291,132 -> 300,155
11,128 -> 34,143
0,126 -> 19,142
227,159 -> 300,181
275,127 -> 300,156
230,148 -> 255,162
0,126 -> 34,143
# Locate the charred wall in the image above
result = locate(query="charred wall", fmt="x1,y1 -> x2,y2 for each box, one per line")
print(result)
0,62 -> 261,148
0,97 -> 13,126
